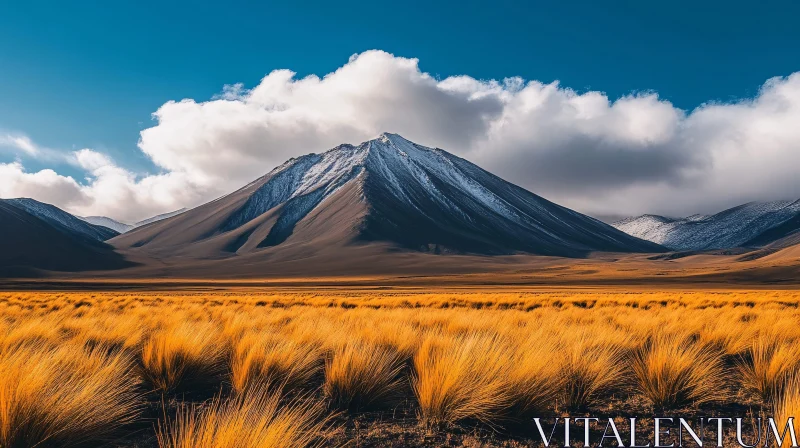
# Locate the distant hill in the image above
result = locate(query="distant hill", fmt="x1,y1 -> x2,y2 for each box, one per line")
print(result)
4,198 -> 119,241
80,208 -> 187,234
0,201 -> 132,276
80,216 -> 133,234
133,208 -> 187,228
613,200 -> 800,251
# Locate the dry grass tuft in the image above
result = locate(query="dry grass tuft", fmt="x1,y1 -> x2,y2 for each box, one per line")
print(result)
773,374 -> 800,448
560,333 -> 626,411
0,342 -> 140,447
506,336 -> 563,418
737,337 -> 799,404
324,341 -> 405,411
231,334 -> 323,394
413,333 -> 512,426
156,387 -> 330,448
632,334 -> 728,410
141,321 -> 226,393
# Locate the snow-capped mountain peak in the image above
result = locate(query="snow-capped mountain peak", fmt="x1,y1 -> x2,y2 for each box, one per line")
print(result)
116,133 -> 662,257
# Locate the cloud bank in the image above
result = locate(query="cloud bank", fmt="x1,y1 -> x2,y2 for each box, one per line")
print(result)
2,50 -> 800,222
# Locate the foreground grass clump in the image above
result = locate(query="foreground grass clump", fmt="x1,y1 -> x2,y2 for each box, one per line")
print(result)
231,334 -> 323,393
560,333 -> 627,411
506,336 -> 563,418
324,341 -> 405,411
0,342 -> 140,447
414,333 -> 513,426
632,334 -> 728,410
141,321 -> 226,393
156,387 -> 329,448
737,336 -> 799,404
773,374 -> 800,448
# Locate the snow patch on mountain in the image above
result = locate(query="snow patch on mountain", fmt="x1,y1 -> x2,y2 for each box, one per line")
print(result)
612,215 -> 679,246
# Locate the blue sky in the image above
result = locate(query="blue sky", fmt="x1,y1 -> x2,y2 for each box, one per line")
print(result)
2,0 -> 800,221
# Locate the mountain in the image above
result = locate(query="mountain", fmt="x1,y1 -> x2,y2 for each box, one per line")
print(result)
112,133 -> 663,262
0,201 -> 131,275
613,200 -> 800,251
742,212 -> 800,248
79,209 -> 187,234
81,216 -> 134,233
134,208 -> 187,228
3,198 -> 119,242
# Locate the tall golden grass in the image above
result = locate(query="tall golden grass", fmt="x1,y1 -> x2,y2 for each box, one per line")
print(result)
560,332 -> 627,410
141,321 -> 226,393
738,335 -> 800,404
414,332 -> 513,425
157,387 -> 329,448
231,334 -> 322,394
0,342 -> 140,447
632,333 -> 728,410
324,341 -> 405,411
773,374 -> 800,448
1,289 -> 800,444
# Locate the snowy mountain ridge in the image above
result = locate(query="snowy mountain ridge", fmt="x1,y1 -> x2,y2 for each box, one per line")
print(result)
81,216 -> 133,233
114,132 -> 663,257
80,208 -> 187,234
133,208 -> 187,228
3,198 -> 119,242
232,133 -> 581,238
613,200 -> 800,251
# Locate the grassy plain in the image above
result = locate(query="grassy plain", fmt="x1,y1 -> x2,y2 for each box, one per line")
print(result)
2,287 -> 800,447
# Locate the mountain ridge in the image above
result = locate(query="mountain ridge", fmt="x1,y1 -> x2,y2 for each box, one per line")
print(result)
112,133 -> 664,259
613,200 -> 800,251
3,198 -> 119,242
0,201 -> 132,275
80,216 -> 133,234
80,208 -> 188,234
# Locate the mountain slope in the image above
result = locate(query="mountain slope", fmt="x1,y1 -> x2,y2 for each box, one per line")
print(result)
742,212 -> 800,248
79,209 -> 188,234
0,201 -> 132,275
134,208 -> 187,228
612,215 -> 680,245
113,133 -> 663,259
3,198 -> 119,241
81,216 -> 134,233
613,200 -> 800,251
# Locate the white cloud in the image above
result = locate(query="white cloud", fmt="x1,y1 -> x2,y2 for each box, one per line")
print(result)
0,151 -> 208,223
2,50 -> 800,222
0,162 -> 86,208
0,133 -> 40,156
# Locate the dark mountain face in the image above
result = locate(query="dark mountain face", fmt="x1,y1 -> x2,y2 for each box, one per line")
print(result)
0,202 -> 132,276
4,198 -> 119,242
112,133 -> 663,260
743,213 -> 800,248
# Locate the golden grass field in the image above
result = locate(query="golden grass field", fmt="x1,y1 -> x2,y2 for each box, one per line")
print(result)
3,288 -> 800,447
